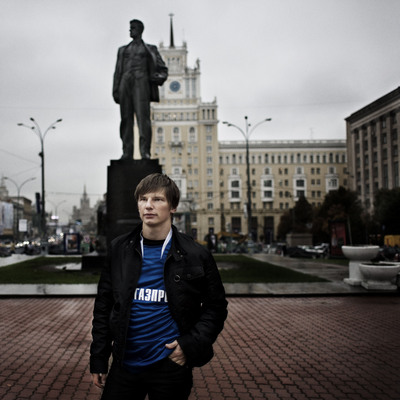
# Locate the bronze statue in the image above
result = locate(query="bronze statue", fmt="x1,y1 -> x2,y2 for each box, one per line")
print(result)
113,19 -> 168,160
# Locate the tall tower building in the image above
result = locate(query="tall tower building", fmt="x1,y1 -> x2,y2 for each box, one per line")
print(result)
151,16 -> 220,240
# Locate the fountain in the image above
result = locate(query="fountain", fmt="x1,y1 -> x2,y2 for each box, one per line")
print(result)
359,262 -> 400,291
342,245 -> 380,286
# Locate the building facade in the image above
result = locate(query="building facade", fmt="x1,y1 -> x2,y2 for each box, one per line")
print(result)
70,186 -> 97,234
346,87 -> 400,211
150,20 -> 348,243
219,140 -> 347,242
151,28 -> 220,241
0,177 -> 34,239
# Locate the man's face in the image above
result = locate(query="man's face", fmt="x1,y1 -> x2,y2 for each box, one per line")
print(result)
130,23 -> 142,40
138,191 -> 176,229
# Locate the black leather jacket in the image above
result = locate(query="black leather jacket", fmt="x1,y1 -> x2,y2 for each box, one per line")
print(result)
90,224 -> 228,373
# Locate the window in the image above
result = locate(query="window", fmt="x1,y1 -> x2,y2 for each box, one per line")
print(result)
231,180 -> 240,188
156,127 -> 165,143
231,191 -> 240,198
328,179 -> 338,188
188,127 -> 197,143
172,127 -> 180,142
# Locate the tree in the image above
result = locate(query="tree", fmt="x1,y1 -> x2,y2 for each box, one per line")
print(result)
292,195 -> 313,232
313,187 -> 366,244
277,210 -> 292,241
373,188 -> 400,236
277,195 -> 313,240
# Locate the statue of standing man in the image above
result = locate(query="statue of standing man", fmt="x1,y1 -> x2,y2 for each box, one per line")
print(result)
113,19 -> 168,160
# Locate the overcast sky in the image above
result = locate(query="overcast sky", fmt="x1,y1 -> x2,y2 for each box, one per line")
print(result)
1,0 -> 400,225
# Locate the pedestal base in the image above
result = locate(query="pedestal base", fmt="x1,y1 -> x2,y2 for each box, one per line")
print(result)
361,281 -> 398,291
344,260 -> 363,286
343,277 -> 362,286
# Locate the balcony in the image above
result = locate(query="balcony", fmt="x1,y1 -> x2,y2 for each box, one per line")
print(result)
168,140 -> 184,148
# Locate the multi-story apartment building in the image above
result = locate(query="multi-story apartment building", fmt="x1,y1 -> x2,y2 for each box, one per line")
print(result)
151,19 -> 347,243
346,87 -> 400,211
219,140 -> 347,242
0,177 -> 34,239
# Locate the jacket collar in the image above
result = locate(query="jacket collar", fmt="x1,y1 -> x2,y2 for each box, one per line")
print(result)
126,223 -> 187,258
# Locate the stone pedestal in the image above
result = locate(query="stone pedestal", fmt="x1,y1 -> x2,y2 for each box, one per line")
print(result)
81,159 -> 161,271
343,260 -> 364,286
106,159 -> 162,245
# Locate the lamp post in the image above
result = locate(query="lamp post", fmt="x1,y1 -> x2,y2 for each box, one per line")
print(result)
222,116 -> 271,240
4,176 -> 36,241
17,118 -> 62,244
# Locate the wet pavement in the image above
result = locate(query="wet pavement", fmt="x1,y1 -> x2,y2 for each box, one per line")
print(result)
0,253 -> 383,296
0,296 -> 399,399
0,254 -> 399,399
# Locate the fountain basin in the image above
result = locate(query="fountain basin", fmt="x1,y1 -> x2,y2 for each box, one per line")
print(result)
359,262 -> 400,291
341,245 -> 380,261
342,245 -> 380,286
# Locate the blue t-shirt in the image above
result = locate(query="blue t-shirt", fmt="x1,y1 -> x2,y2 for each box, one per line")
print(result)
123,235 -> 180,373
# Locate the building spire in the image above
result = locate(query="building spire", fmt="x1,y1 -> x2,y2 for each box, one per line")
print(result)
169,13 -> 175,48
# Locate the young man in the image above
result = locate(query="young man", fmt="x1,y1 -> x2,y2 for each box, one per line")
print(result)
90,173 -> 228,399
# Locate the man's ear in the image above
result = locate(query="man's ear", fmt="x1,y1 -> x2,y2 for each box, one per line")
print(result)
170,207 -> 177,215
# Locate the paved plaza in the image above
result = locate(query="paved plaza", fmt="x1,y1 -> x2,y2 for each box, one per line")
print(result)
1,295 -> 399,400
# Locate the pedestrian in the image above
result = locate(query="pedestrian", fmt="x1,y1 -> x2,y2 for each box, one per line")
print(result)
90,173 -> 228,399
113,19 -> 168,160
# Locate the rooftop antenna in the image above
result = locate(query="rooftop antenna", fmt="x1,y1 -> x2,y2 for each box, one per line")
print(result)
169,13 -> 175,48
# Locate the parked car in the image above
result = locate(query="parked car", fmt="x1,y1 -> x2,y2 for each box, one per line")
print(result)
0,241 -> 12,257
287,246 -> 314,258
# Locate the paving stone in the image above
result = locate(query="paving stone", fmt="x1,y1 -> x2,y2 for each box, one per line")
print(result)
0,296 -> 400,399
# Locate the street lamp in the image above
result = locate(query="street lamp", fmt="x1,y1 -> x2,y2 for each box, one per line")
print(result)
4,176 -> 36,241
17,118 -> 62,243
222,116 -> 271,240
